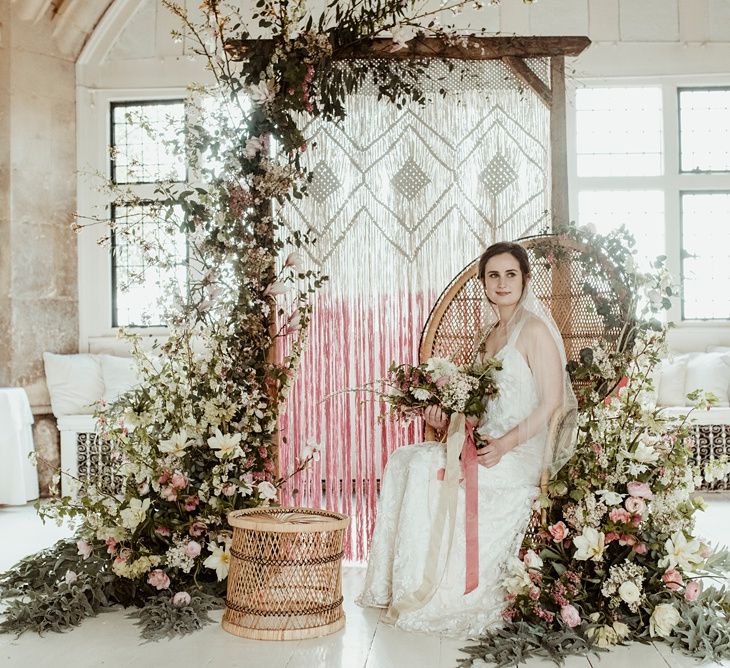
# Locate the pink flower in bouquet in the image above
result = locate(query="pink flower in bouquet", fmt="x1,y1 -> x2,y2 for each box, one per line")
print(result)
609,508 -> 631,524
633,542 -> 648,555
625,496 -> 646,514
160,485 -> 178,501
189,521 -> 207,538
221,482 -> 236,497
147,569 -> 170,591
172,591 -> 192,607
684,580 -> 701,602
529,587 -> 541,601
258,446 -> 268,459
700,542 -> 712,558
76,540 -> 93,559
158,469 -> 172,485
184,541 -> 202,558
560,604 -> 581,628
105,537 -> 118,555
627,481 -> 653,499
183,494 -> 200,511
435,375 -> 452,388
171,471 -> 188,490
548,521 -> 569,542
619,533 -> 637,546
591,442 -> 603,456
264,459 -> 275,472
630,514 -> 642,527
605,531 -> 620,543
117,547 -> 131,563
155,526 -> 171,537
662,568 -> 683,591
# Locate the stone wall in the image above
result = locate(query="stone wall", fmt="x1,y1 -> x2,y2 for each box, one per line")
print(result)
0,5 -> 78,496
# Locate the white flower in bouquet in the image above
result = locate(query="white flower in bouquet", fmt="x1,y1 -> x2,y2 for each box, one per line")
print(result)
158,429 -> 193,457
411,387 -> 432,401
424,356 -> 458,381
203,543 -> 231,581
207,429 -> 243,459
649,603 -> 681,638
301,439 -> 322,462
119,497 -> 151,532
257,481 -> 277,501
573,527 -> 605,561
248,78 -> 277,106
440,373 -> 479,414
660,531 -> 704,571
631,442 -> 660,464
596,489 -> 623,506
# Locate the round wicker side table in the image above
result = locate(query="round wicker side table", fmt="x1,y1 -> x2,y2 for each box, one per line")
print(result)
222,507 -> 350,641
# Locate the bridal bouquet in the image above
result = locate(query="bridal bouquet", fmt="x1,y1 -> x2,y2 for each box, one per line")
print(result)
382,355 -> 502,422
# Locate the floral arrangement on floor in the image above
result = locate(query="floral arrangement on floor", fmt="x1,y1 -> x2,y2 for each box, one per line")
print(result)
382,356 -> 502,422
1,0 -> 524,641
459,225 -> 730,666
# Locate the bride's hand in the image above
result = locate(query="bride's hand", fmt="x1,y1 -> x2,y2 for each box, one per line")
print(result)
477,437 -> 508,468
424,405 -> 448,431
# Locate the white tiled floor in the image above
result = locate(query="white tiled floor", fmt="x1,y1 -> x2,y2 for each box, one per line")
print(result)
1,499 -> 730,668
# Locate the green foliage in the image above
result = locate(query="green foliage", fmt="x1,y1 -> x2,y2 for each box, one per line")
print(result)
128,590 -> 223,641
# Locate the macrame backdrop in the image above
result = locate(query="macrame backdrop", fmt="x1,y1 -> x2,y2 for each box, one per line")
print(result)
278,59 -> 552,560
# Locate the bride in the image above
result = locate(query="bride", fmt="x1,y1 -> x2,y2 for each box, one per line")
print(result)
357,241 -> 577,638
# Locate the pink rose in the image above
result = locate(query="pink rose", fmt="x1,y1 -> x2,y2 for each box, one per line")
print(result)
171,471 -> 188,490
604,531 -> 620,543
684,580 -> 701,602
105,537 -> 118,555
184,540 -> 202,558
609,508 -> 631,524
184,494 -> 200,511
158,470 -> 171,485
155,526 -> 171,537
548,521 -> 568,542
624,496 -> 646,515
172,591 -> 192,607
662,569 -> 683,591
619,533 -> 637,546
560,604 -> 581,628
189,521 -> 207,538
627,481 -> 653,499
147,569 -> 170,591
633,542 -> 648,555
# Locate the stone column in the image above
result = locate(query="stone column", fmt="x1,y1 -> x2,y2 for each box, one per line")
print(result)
0,5 -> 78,496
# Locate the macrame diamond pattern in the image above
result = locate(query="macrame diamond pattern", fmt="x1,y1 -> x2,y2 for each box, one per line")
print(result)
481,154 -> 518,197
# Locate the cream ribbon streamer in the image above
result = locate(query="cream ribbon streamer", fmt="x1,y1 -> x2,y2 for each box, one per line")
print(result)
384,412 -> 468,622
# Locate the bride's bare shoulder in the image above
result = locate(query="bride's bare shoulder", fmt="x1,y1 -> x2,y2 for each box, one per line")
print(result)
522,314 -> 551,338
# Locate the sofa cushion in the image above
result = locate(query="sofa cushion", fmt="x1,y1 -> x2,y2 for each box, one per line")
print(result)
685,352 -> 730,407
99,355 -> 140,403
43,353 -> 104,418
656,355 -> 690,407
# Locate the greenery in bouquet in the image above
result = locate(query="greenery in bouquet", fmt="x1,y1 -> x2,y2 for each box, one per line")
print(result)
460,225 -> 730,666
383,356 -> 502,422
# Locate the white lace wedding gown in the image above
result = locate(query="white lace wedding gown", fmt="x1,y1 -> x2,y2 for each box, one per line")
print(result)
357,322 -> 547,638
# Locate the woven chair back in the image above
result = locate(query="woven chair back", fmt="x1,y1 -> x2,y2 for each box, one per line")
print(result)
419,234 -> 631,395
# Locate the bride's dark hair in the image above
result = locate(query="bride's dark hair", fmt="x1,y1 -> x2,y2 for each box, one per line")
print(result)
477,241 -> 531,287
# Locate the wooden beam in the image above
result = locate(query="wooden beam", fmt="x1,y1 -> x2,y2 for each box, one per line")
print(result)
502,56 -> 552,108
549,55 -> 569,231
226,35 -> 591,62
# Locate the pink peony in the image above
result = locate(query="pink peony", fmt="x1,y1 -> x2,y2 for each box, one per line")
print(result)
633,542 -> 648,555
189,521 -> 207,538
604,531 -> 620,544
147,569 -> 171,591
172,591 -> 192,607
627,481 -> 653,499
609,508 -> 631,524
184,541 -> 202,558
158,469 -> 171,485
560,604 -> 581,628
624,496 -> 646,515
684,580 -> 701,602
171,471 -> 188,490
548,521 -> 569,542
662,569 -> 683,591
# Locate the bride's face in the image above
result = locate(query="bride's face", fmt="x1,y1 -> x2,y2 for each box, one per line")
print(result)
482,253 -> 525,307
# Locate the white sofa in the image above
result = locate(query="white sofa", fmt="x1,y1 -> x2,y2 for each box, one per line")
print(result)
654,347 -> 730,491
43,352 -> 140,496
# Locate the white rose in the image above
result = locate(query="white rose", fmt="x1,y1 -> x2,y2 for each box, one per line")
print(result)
523,549 -> 543,570
649,603 -> 681,638
618,581 -> 641,605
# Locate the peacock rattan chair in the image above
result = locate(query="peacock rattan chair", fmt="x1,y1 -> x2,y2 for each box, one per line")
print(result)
419,233 -> 633,514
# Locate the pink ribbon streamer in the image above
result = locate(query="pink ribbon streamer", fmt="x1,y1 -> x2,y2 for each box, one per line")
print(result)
461,420 -> 479,594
